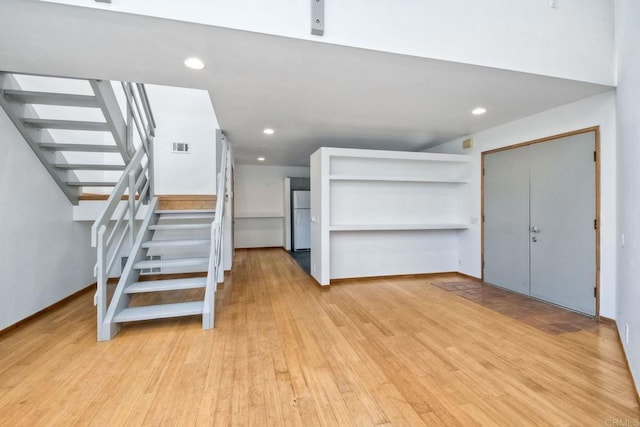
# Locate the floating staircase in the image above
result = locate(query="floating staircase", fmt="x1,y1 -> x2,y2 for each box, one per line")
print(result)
0,72 -> 132,204
103,206 -> 215,329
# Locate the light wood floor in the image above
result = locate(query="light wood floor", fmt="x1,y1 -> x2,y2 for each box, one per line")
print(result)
0,248 -> 638,425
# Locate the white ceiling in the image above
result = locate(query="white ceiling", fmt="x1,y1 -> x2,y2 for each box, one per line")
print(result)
1,0 -> 612,166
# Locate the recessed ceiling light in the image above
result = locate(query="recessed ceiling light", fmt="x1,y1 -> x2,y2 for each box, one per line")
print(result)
257,157 -> 265,161
184,57 -> 205,70
263,128 -> 275,135
472,107 -> 487,115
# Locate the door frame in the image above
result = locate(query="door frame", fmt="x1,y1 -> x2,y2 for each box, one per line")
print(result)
481,126 -> 601,318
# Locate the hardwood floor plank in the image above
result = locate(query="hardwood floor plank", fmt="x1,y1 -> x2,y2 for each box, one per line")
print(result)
0,248 -> 638,425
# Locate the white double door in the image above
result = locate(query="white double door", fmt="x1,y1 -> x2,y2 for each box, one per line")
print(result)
483,132 -> 596,315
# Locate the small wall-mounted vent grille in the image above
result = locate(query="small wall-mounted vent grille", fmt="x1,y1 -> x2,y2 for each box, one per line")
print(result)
141,255 -> 162,274
172,142 -> 190,154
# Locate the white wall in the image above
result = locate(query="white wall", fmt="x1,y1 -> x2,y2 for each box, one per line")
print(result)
429,90 -> 617,319
234,165 -> 309,248
615,0 -> 640,393
146,85 -> 218,195
0,107 -> 95,331
45,0 -> 615,85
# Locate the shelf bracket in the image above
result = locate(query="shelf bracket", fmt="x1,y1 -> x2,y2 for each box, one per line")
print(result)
311,0 -> 324,36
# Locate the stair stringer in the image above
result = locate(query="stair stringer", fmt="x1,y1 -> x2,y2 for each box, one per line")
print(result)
89,80 -> 130,162
99,196 -> 159,341
0,72 -> 79,204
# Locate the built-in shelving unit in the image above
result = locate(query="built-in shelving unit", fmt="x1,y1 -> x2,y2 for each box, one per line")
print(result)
329,223 -> 470,231
311,147 -> 471,286
329,175 -> 468,184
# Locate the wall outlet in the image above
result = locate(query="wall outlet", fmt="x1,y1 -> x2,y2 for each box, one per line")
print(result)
625,324 -> 630,344
621,233 -> 625,248
312,263 -> 316,273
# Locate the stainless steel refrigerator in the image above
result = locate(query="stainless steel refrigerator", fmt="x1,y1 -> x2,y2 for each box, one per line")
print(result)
292,190 -> 311,251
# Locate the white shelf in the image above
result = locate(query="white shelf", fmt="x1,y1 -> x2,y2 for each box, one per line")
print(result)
235,212 -> 284,219
329,223 -> 469,231
326,148 -> 470,163
329,175 -> 468,183
312,147 -> 471,286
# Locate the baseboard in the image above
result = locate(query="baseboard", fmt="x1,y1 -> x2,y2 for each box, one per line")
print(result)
454,271 -> 483,282
599,315 -> 616,326
329,271 -> 465,285
235,246 -> 285,251
612,321 -> 640,405
0,283 -> 96,338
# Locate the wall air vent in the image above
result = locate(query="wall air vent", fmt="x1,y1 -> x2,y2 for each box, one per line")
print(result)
172,142 -> 190,154
141,255 -> 162,274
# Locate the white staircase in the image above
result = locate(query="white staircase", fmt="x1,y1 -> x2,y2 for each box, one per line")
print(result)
1,71 -> 232,341
103,207 -> 214,327
93,134 -> 231,341
0,72 -> 132,204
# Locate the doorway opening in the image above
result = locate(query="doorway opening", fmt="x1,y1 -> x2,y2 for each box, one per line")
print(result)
285,177 -> 311,274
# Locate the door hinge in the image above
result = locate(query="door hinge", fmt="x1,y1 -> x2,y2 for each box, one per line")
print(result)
594,219 -> 598,230
594,286 -> 597,298
482,168 -> 485,176
593,151 -> 597,162
482,214 -> 485,223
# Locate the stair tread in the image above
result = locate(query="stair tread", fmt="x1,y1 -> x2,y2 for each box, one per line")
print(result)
67,181 -> 117,187
149,224 -> 211,231
158,215 -> 215,222
134,257 -> 209,269
125,277 -> 207,294
156,210 -> 215,221
22,118 -> 109,131
3,90 -> 98,108
142,239 -> 211,248
55,163 -> 125,171
156,209 -> 215,214
39,143 -> 119,152
113,301 -> 204,323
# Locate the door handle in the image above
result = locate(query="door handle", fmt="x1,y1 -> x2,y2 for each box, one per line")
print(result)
532,236 -> 538,243
530,226 -> 540,233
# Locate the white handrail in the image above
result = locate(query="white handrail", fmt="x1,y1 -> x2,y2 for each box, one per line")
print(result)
92,82 -> 156,340
203,138 -> 229,329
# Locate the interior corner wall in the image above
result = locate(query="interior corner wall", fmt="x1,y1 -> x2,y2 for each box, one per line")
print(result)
428,90 -> 617,319
146,85 -> 218,196
614,0 -> 640,393
234,164 -> 310,249
0,107 -> 95,331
